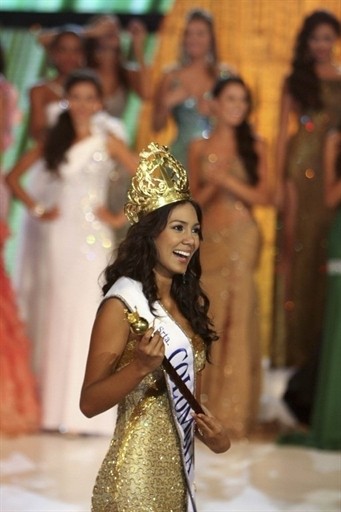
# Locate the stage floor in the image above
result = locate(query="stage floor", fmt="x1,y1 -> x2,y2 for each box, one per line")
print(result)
1,431 -> 340,511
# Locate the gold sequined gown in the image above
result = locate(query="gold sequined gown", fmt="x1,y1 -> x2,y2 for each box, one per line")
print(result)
200,158 -> 262,439
92,287 -> 206,511
272,79 -> 341,367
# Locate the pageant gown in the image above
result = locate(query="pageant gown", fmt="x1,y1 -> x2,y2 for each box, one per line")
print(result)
92,277 -> 206,512
0,216 -> 40,435
170,98 -> 212,168
279,207 -> 341,450
308,207 -> 341,449
272,79 -> 341,367
200,158 -> 262,438
0,78 -> 40,436
15,117 -> 126,434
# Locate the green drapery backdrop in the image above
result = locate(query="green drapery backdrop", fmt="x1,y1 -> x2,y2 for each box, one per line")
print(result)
0,0 -> 173,269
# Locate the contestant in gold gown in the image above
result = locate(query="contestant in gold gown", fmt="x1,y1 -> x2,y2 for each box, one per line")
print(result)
80,143 -> 230,512
272,10 -> 341,367
189,77 -> 270,438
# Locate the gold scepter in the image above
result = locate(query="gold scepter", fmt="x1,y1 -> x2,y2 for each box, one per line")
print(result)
125,309 -> 205,415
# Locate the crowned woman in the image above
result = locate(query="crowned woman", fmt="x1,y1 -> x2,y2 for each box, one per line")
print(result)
80,142 -> 230,512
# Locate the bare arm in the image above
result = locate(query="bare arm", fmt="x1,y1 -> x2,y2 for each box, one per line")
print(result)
152,71 -> 189,132
5,145 -> 59,220
193,373 -> 231,453
275,80 -> 295,209
80,298 -> 165,417
29,85 -> 48,142
188,139 -> 218,206
208,139 -> 271,206
324,131 -> 341,208
125,19 -> 152,100
106,134 -> 139,175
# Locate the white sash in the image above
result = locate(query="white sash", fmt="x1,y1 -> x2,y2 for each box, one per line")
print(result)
106,277 -> 197,512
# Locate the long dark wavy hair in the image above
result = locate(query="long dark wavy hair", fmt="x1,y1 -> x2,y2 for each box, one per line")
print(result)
43,68 -> 103,172
102,199 -> 218,357
287,10 -> 340,111
212,76 -> 259,185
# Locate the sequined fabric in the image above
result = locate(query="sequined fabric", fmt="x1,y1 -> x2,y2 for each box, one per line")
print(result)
14,131 -> 122,435
92,334 -> 206,512
171,99 -> 212,168
200,158 -> 262,439
272,79 -> 341,367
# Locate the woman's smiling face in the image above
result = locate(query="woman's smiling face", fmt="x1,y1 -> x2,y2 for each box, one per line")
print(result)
308,22 -> 339,63
153,202 -> 201,279
67,81 -> 102,124
214,82 -> 249,127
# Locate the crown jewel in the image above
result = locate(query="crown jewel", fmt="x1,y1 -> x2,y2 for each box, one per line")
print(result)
124,142 -> 191,224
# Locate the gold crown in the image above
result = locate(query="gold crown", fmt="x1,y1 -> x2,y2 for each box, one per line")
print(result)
124,142 -> 191,224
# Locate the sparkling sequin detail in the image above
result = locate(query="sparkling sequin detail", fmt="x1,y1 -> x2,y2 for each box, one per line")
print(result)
92,334 -> 205,511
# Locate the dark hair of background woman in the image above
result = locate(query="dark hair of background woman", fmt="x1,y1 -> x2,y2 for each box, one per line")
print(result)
288,10 -> 341,111
43,68 -> 103,172
84,15 -> 129,91
102,199 -> 218,356
48,26 -> 84,53
212,76 -> 259,185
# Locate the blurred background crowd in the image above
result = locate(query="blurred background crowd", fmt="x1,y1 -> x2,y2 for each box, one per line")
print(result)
0,0 -> 340,454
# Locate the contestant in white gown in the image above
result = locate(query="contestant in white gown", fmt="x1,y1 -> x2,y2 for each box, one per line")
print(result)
6,69 -> 138,435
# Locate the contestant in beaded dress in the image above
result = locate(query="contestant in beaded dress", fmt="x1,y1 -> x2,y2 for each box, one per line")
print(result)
273,79 -> 341,367
271,11 -> 341,367
189,76 -> 269,438
13,133 -> 122,434
197,159 -> 262,438
81,143 -> 230,511
152,8 -> 235,170
91,278 -> 206,512
7,71 -> 138,435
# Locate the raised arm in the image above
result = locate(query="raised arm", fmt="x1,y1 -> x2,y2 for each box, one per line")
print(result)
125,19 -> 152,100
29,84 -> 48,141
80,297 -> 165,417
106,133 -> 139,175
152,70 -> 189,132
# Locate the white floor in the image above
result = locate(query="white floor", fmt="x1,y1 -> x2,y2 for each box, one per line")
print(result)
1,431 -> 340,512
1,366 -> 340,512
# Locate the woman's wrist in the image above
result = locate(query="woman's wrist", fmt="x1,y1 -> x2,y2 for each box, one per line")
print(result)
30,203 -> 45,218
